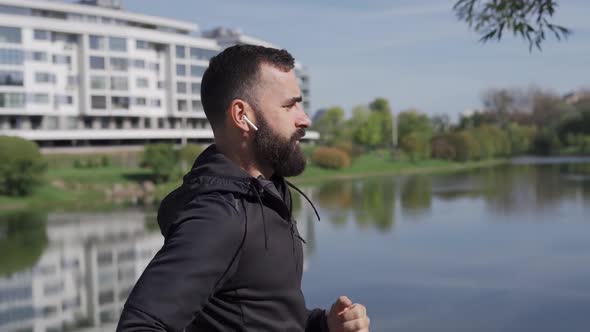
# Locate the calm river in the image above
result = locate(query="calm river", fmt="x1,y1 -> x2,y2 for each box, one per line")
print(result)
1,157 -> 589,331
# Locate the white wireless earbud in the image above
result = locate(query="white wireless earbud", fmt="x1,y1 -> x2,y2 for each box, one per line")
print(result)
242,115 -> 258,131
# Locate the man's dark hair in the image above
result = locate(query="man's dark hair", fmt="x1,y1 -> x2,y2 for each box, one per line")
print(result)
201,44 -> 295,131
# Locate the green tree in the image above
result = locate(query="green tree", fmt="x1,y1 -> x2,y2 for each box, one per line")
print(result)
397,109 -> 433,140
0,136 -> 47,196
0,210 -> 48,274
454,0 -> 570,51
142,144 -> 178,183
312,107 -> 346,146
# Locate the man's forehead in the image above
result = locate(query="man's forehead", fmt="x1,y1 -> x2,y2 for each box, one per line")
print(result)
258,63 -> 295,83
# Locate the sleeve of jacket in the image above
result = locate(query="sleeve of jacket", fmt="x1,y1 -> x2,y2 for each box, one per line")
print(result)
305,308 -> 329,332
116,194 -> 244,332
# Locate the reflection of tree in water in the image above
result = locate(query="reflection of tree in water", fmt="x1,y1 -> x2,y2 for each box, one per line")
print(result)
316,180 -> 353,227
0,209 -> 48,275
315,177 -> 397,232
434,163 -> 590,217
400,175 -> 432,218
352,177 -> 396,232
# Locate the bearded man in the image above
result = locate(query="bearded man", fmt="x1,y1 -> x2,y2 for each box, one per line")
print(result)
117,45 -> 370,332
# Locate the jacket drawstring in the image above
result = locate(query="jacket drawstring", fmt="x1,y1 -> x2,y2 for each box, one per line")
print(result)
285,180 -> 321,222
250,180 -> 269,250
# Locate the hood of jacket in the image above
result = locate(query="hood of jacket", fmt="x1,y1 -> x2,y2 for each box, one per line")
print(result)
157,144 -> 293,238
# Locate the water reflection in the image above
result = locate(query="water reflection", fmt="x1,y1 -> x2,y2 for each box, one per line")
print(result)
0,207 -> 317,332
307,162 -> 590,232
2,160 -> 590,331
0,210 -> 163,332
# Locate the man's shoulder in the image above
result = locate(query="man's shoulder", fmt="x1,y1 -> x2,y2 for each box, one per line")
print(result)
158,188 -> 243,237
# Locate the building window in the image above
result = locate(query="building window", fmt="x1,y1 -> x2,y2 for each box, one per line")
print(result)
34,29 -> 50,40
157,118 -> 164,128
0,92 -> 25,108
0,48 -> 24,65
35,72 -> 56,84
175,45 -> 185,58
66,116 -> 77,129
55,95 -> 73,106
190,65 -> 206,78
112,96 -> 129,109
0,70 -> 23,86
134,97 -> 146,106
100,117 -> 110,129
46,116 -> 58,130
191,82 -> 200,94
110,76 -> 128,91
190,47 -> 217,61
30,51 -> 47,62
28,93 -> 49,104
176,64 -> 186,76
90,76 -> 106,89
89,35 -> 105,50
52,54 -> 71,65
133,59 -> 145,68
109,37 -> 127,51
149,62 -> 160,72
83,117 -> 93,129
115,117 -> 123,129
110,57 -> 128,71
136,40 -> 149,49
91,95 -> 107,109
54,95 -> 72,109
144,118 -> 151,128
98,290 -> 114,305
151,99 -> 161,107
136,77 -> 149,88
68,75 -> 79,87
0,26 -> 21,43
192,100 -> 203,112
89,56 -> 105,69
176,82 -> 186,94
177,99 -> 188,111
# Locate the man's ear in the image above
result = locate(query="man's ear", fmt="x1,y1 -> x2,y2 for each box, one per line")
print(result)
229,99 -> 255,132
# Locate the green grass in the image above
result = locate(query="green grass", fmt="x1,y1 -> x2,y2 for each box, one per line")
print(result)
1,154 -> 506,212
292,153 -> 506,185
47,166 -> 151,184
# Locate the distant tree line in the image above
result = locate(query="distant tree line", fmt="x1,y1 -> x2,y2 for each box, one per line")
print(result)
311,88 -> 590,167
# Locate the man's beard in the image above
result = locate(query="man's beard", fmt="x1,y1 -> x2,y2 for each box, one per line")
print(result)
253,114 -> 307,177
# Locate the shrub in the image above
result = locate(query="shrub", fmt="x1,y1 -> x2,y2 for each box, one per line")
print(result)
447,132 -> 479,162
141,144 -> 178,183
333,141 -> 363,160
400,132 -> 430,161
0,136 -> 47,196
101,155 -> 111,167
311,147 -> 351,169
532,130 -> 561,155
430,135 -> 456,160
179,144 -> 204,171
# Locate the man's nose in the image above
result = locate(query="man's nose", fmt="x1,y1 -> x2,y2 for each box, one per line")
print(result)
296,106 -> 312,128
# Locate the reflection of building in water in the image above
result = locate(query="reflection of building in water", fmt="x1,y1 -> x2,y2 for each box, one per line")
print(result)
1,205 -> 316,331
0,210 -> 163,332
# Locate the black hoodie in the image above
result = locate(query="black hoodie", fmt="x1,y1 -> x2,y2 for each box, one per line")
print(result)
117,145 -> 328,332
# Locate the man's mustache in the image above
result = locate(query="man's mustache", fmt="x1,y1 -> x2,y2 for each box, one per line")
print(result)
291,129 -> 306,142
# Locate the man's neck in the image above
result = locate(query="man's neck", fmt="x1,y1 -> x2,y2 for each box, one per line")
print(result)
215,142 -> 273,179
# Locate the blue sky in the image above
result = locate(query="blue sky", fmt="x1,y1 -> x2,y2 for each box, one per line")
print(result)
125,0 -> 589,120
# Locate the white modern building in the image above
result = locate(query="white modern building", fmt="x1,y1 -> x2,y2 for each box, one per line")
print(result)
0,0 -> 315,147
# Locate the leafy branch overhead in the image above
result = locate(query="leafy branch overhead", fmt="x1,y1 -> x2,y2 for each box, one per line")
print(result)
453,0 -> 571,50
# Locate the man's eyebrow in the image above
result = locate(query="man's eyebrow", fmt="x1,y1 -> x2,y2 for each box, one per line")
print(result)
283,96 -> 303,106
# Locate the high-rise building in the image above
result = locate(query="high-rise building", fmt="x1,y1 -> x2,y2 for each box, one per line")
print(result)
0,0 -> 315,147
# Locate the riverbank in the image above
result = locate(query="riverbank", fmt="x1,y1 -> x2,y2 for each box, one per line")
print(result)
0,154 -> 507,212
